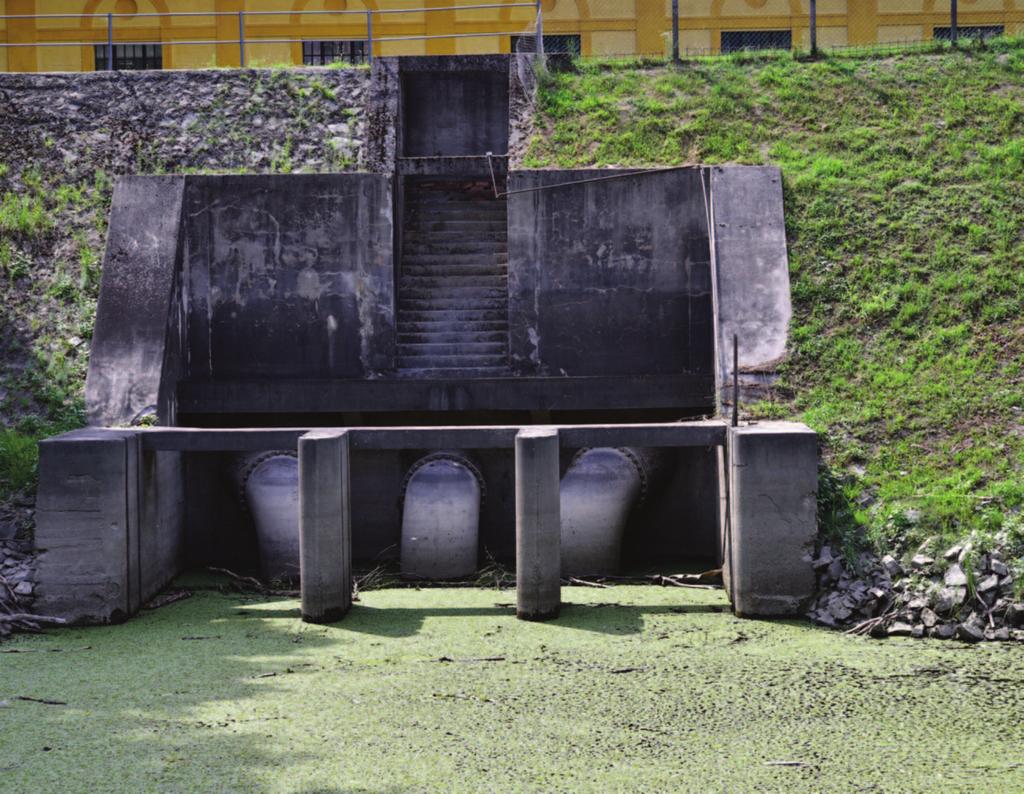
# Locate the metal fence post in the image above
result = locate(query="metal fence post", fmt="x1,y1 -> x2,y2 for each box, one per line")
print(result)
107,13 -> 114,71
951,0 -> 958,44
671,0 -> 680,62
810,0 -> 817,56
367,10 -> 373,63
535,0 -> 544,58
238,10 -> 245,67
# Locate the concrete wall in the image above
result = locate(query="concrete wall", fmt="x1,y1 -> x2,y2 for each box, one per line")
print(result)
183,173 -> 395,380
711,165 -> 792,409
85,176 -> 187,427
507,168 -> 714,378
401,70 -> 509,157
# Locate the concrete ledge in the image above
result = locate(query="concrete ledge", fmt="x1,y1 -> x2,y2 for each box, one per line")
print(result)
726,422 -> 818,617
138,421 -> 728,453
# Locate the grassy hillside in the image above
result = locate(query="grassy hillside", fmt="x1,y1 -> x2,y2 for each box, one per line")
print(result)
0,69 -> 364,532
526,42 -> 1024,563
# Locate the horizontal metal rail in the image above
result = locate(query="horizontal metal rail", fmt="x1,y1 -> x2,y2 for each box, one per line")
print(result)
0,4 -> 534,21
0,31 -> 535,49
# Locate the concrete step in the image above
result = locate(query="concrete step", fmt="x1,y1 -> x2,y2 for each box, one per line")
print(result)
399,296 -> 508,311
399,329 -> 508,344
396,365 -> 512,377
401,274 -> 507,288
399,340 -> 507,354
401,284 -> 506,298
402,253 -> 508,266
400,308 -> 508,323
397,354 -> 509,369
403,231 -> 507,244
401,264 -> 507,279
402,220 -> 509,233
406,211 -> 507,223
402,241 -> 508,255
401,321 -> 509,333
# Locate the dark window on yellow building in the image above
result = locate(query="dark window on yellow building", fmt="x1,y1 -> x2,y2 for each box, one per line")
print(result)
94,44 -> 162,70
511,34 -> 581,55
303,41 -> 368,65
720,30 -> 792,53
933,25 -> 1004,40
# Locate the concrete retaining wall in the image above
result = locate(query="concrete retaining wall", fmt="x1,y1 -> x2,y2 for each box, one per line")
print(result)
507,168 -> 715,378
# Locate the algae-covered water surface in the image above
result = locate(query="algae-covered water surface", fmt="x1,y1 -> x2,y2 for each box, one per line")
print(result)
2,584 -> 1022,792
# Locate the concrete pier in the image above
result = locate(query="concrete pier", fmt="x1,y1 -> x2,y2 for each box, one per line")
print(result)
514,427 -> 561,620
726,422 -> 817,617
298,429 -> 352,624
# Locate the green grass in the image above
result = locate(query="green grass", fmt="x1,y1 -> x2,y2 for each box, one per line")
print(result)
0,429 -> 40,495
527,40 -> 1024,565
1,584 -> 1023,792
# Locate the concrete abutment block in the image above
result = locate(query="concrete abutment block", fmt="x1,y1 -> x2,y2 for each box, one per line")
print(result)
726,422 -> 818,617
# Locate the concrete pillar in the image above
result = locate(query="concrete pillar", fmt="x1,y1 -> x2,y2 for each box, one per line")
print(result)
515,427 -> 560,621
298,429 -> 352,624
726,422 -> 818,617
34,429 -> 141,624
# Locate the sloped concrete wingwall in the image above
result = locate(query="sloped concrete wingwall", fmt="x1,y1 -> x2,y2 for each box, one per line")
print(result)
710,165 -> 792,407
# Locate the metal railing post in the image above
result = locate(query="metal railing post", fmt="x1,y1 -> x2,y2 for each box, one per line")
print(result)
107,13 -> 114,71
238,10 -> 245,67
950,0 -> 958,44
535,0 -> 544,57
367,10 -> 373,63
810,0 -> 817,56
671,0 -> 680,63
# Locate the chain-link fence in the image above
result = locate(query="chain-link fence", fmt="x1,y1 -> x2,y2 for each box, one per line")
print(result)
1,0 -> 1022,72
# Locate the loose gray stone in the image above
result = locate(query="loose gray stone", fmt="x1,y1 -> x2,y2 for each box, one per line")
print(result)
931,623 -> 956,640
944,564 -> 968,587
911,554 -> 933,569
943,544 -> 962,561
956,623 -> 985,643
991,559 -> 1009,577
881,554 -> 904,577
978,574 -> 999,593
1006,603 -> 1024,627
921,607 -> 938,628
887,621 -> 913,637
13,580 -> 33,596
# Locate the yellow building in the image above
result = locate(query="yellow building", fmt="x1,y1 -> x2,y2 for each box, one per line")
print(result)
1,0 -> 1021,72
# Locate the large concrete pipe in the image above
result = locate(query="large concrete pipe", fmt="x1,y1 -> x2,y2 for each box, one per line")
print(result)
235,452 -> 300,583
400,452 -> 484,579
560,448 -> 664,577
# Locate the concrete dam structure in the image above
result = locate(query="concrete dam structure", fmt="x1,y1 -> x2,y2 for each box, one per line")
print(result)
32,55 -> 818,626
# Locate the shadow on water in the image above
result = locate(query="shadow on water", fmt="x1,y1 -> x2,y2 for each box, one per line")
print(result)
266,598 -> 732,638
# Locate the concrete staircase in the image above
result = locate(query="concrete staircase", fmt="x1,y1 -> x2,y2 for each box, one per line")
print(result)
397,179 -> 510,375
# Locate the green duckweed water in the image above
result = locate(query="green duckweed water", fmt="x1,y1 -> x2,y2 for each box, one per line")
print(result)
1,585 -> 1022,792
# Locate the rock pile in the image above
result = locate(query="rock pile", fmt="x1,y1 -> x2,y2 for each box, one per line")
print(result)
0,540 -> 39,639
0,68 -> 369,179
807,542 -> 1023,642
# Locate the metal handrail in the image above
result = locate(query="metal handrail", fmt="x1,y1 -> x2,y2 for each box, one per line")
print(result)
0,1 -> 544,69
0,3 -> 535,20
